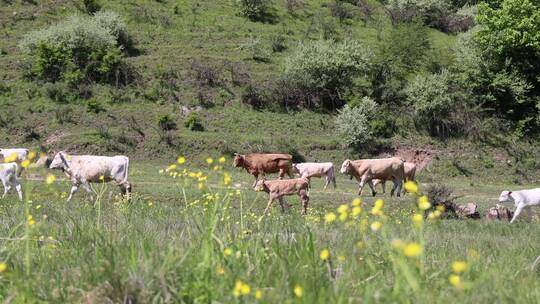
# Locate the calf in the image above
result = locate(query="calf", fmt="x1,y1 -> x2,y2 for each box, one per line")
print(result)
254,177 -> 310,216
292,162 -> 336,190
0,163 -> 23,201
49,151 -> 131,202
498,189 -> 540,223
372,162 -> 416,194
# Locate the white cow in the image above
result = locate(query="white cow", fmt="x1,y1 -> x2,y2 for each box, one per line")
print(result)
498,189 -> 540,223
0,148 -> 29,176
0,163 -> 23,201
291,162 -> 336,189
49,151 -> 131,202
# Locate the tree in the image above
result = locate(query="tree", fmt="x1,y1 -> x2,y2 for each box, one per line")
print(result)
335,97 -> 378,147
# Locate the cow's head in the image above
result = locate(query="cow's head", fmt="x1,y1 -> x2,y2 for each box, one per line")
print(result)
498,190 -> 513,203
233,154 -> 245,168
49,151 -> 69,170
253,178 -> 268,192
340,159 -> 352,174
291,163 -> 300,176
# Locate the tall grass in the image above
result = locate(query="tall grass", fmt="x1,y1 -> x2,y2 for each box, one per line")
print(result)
0,157 -> 538,302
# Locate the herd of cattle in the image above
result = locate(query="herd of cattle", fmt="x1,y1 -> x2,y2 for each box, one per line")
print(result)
0,149 -> 538,223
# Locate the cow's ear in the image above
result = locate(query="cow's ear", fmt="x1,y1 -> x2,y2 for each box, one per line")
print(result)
508,191 -> 512,195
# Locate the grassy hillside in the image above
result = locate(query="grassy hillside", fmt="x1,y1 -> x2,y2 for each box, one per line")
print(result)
1,0 -> 540,184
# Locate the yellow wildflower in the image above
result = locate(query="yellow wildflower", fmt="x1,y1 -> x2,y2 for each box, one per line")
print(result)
412,213 -> 423,227
198,183 -> 204,190
320,249 -> 330,261
4,153 -> 17,163
418,195 -> 431,210
223,172 -> 232,185
28,151 -> 37,161
338,255 -> 346,262
427,212 -> 436,220
352,206 -> 362,217
177,156 -> 186,164
255,289 -> 263,299
370,221 -> 382,231
452,261 -> 468,274
325,212 -> 337,223
351,198 -> 361,206
216,266 -> 225,275
27,215 -> 35,226
0,262 -> 6,273
436,204 -> 446,212
293,285 -> 303,298
45,174 -> 56,185
166,164 -> 177,172
371,199 -> 384,216
337,204 -> 349,214
233,280 -> 251,297
21,159 -> 30,168
404,181 -> 418,193
356,241 -> 364,249
403,242 -> 422,258
448,274 -> 463,288
339,211 -> 348,222
223,248 -> 233,256
206,157 -> 214,165
374,199 -> 384,209
219,156 -> 226,164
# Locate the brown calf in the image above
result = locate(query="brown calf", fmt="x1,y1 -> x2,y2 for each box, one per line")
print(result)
254,177 -> 310,216
233,153 -> 293,188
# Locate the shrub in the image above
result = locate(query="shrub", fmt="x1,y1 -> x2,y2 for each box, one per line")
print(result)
184,113 -> 204,131
335,97 -> 378,147
158,115 -> 177,131
270,33 -> 287,53
236,0 -> 273,22
87,99 -> 106,113
19,11 -> 131,84
241,83 -> 269,109
82,0 -> 101,14
283,40 -> 371,109
241,36 -> 271,62
43,82 -> 71,103
191,60 -> 222,87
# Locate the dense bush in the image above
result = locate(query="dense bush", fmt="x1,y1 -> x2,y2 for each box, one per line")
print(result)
335,97 -> 378,147
184,113 -> 204,131
158,115 -> 177,131
241,36 -> 271,62
283,40 -> 372,109
236,0 -> 273,22
19,11 -> 132,85
82,0 -> 101,14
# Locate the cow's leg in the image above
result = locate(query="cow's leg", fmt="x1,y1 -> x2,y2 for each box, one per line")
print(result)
390,179 -> 403,197
1,179 -> 9,199
366,180 -> 376,197
357,176 -> 369,196
81,181 -> 95,201
12,177 -> 22,201
381,180 -> 386,194
262,196 -> 275,216
510,204 -> 524,223
278,197 -> 286,213
332,175 -> 337,189
67,185 -> 79,202
278,168 -> 286,180
252,173 -> 259,188
300,189 -> 309,215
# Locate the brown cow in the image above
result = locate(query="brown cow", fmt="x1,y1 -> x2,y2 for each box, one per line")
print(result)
233,153 -> 293,188
254,177 -> 310,216
340,157 -> 405,197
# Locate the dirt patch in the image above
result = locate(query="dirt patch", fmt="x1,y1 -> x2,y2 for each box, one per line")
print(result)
378,147 -> 440,171
45,131 -> 69,146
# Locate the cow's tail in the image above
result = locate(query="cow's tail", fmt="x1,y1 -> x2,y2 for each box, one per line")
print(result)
123,157 -> 130,184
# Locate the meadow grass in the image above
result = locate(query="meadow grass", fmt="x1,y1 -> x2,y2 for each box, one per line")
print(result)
0,158 -> 538,303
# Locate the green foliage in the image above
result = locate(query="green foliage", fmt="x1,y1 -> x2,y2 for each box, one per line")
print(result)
236,0 -> 273,22
284,40 -> 372,109
19,11 -> 129,85
335,97 -> 378,147
184,112 -> 204,131
87,99 -> 106,114
158,114 -> 177,131
241,36 -> 271,62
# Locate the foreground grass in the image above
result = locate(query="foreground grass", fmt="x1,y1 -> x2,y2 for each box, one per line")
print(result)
0,160 -> 539,303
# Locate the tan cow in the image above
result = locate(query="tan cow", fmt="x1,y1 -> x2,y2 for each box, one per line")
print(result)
340,157 -> 405,197
233,153 -> 293,188
254,177 -> 310,216
372,162 -> 416,194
